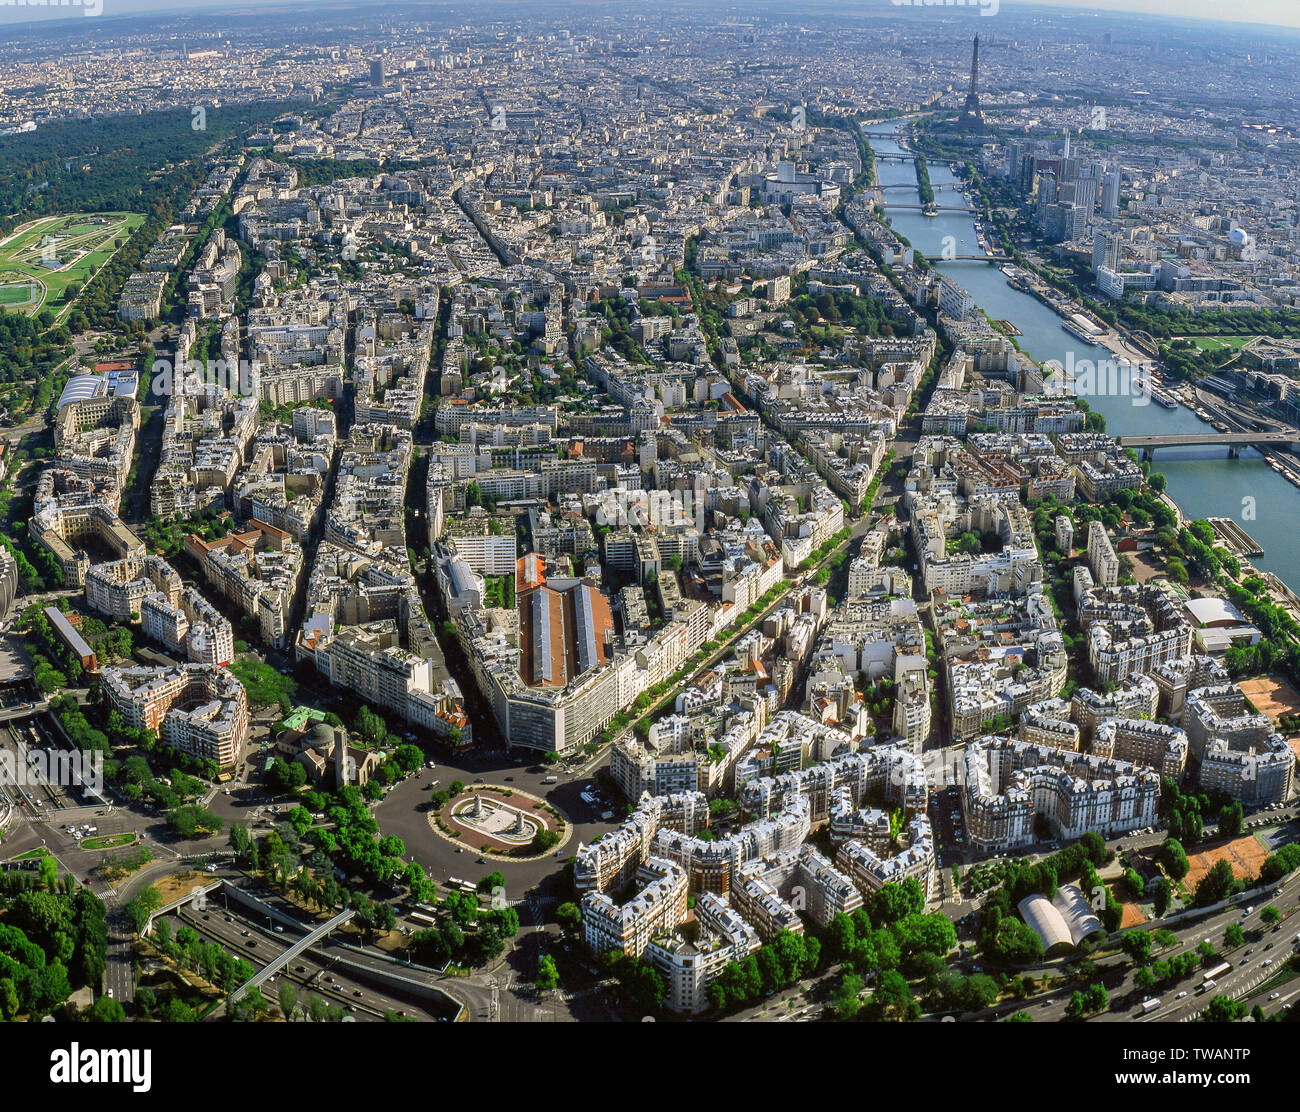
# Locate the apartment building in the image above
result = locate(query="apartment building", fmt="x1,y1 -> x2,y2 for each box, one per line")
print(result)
1185,685 -> 1295,804
582,857 -> 689,959
101,663 -> 248,767
962,735 -> 1159,853
646,893 -> 760,1015
316,623 -> 436,723
1086,520 -> 1120,588
446,516 -> 518,575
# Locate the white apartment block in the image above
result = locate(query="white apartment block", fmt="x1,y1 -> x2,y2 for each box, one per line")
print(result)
1086,520 -> 1119,588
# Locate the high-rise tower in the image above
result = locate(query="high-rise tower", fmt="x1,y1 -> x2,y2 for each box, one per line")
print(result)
957,36 -> 985,132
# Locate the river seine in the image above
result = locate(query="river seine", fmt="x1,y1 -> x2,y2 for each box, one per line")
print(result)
866,124 -> 1300,590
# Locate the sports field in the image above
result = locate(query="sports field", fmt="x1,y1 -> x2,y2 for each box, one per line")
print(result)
1176,334 -> 1259,354
1237,674 -> 1300,724
0,211 -> 143,322
1183,834 -> 1270,892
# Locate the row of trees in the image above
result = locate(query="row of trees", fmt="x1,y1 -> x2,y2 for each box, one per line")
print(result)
706,930 -> 822,1012
148,919 -> 255,996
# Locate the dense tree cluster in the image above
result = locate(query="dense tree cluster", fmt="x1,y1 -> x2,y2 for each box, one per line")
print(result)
1260,843 -> 1300,884
1161,779 -> 1219,848
1065,983 -> 1109,1018
0,878 -> 106,1019
1195,859 -> 1244,908
409,890 -> 520,969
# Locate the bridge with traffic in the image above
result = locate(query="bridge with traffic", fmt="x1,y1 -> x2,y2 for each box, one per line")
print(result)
922,253 -> 1012,263
229,907 -> 357,1003
1119,430 -> 1300,459
885,203 -> 973,213
879,181 -> 964,192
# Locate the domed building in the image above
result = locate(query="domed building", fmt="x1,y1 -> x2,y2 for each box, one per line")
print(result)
279,717 -> 384,787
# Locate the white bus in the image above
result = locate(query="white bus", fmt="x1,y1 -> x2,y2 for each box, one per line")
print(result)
1202,961 -> 1231,983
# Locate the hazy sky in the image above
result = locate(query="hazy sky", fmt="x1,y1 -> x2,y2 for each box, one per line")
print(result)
2,0 -> 1299,33
1002,0 -> 1300,30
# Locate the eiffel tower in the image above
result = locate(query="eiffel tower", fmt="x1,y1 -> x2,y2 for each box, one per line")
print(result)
957,35 -> 986,132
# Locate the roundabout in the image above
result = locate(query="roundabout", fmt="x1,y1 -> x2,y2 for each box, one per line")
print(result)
429,785 -> 571,861
451,792 -> 541,846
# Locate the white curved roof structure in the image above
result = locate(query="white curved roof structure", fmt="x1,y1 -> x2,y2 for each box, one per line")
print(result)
57,375 -> 107,409
1017,893 -> 1074,954
1185,596 -> 1245,629
1052,884 -> 1104,944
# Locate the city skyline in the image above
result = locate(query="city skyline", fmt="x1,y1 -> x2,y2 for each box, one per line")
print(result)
2,0 -> 1300,33
0,0 -> 1296,1056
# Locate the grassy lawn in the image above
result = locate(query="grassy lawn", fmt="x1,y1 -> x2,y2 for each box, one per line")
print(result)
82,832 -> 138,851
0,282 -> 36,305
10,847 -> 51,861
0,211 -> 144,320
229,656 -> 297,708
1177,334 -> 1259,354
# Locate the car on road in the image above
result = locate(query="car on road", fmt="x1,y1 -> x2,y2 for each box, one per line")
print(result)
246,940 -> 257,948
1270,992 -> 1281,1001
353,989 -> 363,997
295,965 -> 306,973
476,857 -> 486,864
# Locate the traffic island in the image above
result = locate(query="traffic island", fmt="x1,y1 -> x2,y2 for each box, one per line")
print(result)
428,784 -> 570,861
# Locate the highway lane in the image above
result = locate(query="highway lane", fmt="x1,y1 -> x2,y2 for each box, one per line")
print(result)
1135,890 -> 1300,1022
166,900 -> 445,1021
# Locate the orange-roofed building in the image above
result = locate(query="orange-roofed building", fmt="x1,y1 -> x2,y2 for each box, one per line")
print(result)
518,577 -> 613,689
517,552 -> 547,592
